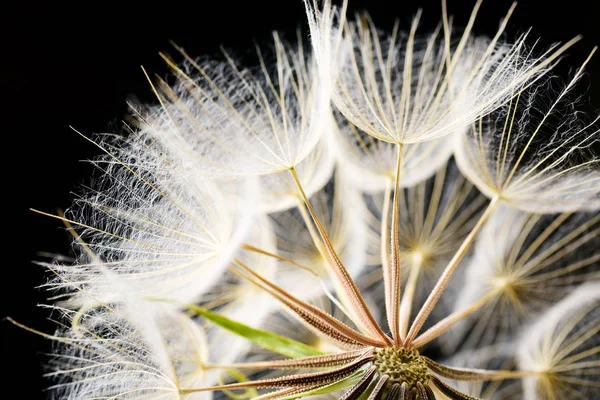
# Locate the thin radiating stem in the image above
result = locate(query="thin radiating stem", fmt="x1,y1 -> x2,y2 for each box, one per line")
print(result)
179,351 -> 374,393
289,167 -> 392,345
424,357 -> 535,381
206,350 -> 367,370
380,179 -> 393,331
399,256 -> 423,341
232,259 -> 386,348
406,195 -> 500,344
388,143 -> 404,346
412,289 -> 499,347
241,243 -> 317,274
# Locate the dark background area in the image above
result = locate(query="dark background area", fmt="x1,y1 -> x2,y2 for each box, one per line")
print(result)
4,0 -> 599,397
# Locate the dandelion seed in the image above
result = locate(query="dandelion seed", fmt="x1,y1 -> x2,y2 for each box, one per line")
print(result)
306,0 -> 574,146
517,282 -> 600,400
454,57 -> 600,213
40,133 -> 254,307
442,206 -> 599,352
138,33 -> 330,178
18,301 -> 211,399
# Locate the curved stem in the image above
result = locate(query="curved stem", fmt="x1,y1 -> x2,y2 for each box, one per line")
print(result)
412,289 -> 499,347
406,195 -> 500,344
206,350 -> 366,370
424,357 -> 536,381
399,256 -> 422,341
241,243 -> 317,275
289,167 -> 392,345
380,179 -> 392,329
388,143 -> 404,346
295,203 -> 363,331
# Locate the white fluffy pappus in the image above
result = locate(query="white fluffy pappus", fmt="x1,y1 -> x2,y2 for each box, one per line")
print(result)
39,301 -> 211,399
454,61 -> 600,213
44,133 -> 255,307
444,205 -> 599,352
517,282 -> 600,400
331,108 -> 455,193
199,215 -> 279,368
305,0 -> 574,146
137,32 -> 331,178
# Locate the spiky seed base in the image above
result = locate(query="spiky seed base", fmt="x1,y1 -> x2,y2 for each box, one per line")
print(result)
374,348 -> 430,388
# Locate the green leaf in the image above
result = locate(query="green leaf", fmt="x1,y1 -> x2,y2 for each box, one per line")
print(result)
187,304 -> 323,358
356,376 -> 377,400
220,369 -> 258,399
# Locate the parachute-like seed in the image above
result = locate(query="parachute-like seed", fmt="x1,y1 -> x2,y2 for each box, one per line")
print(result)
306,0 -> 574,146
43,134 -> 255,307
42,302 -> 210,399
442,205 -> 599,352
517,283 -> 600,400
454,65 -> 600,213
137,33 -> 331,178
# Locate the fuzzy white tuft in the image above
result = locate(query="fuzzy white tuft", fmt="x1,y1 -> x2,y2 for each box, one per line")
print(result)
517,282 -> 600,400
47,134 -> 255,306
137,34 -> 330,178
45,301 -> 210,399
455,68 -> 600,212
446,205 -> 599,352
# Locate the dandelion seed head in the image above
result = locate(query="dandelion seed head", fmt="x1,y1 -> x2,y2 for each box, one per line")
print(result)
23,1 -> 600,399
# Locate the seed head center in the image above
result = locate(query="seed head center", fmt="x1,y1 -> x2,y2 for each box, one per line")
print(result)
373,347 -> 430,388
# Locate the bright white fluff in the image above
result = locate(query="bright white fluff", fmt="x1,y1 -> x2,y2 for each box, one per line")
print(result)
46,302 -> 210,399
445,205 -> 600,351
256,136 -> 335,213
331,109 -> 455,192
138,33 -> 330,178
305,0 -> 568,145
49,134 -> 254,306
517,282 -> 600,400
454,66 -> 600,213
25,2 -> 600,399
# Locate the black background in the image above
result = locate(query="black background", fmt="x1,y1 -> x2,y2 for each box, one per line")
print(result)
4,0 -> 600,398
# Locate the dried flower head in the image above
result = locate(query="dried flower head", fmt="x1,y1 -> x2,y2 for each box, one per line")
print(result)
19,0 -> 600,399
